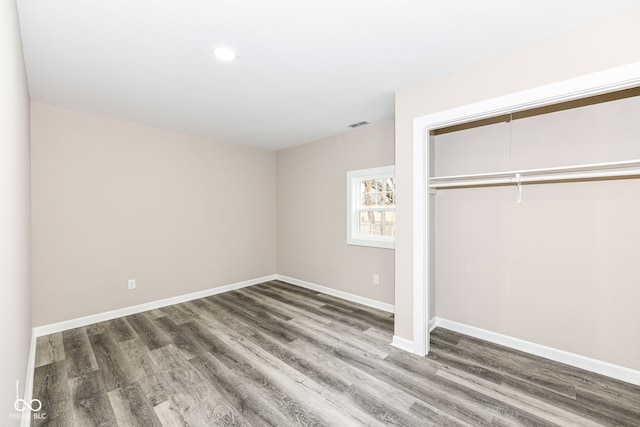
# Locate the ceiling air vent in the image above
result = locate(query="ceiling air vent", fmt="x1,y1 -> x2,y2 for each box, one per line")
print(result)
348,121 -> 370,128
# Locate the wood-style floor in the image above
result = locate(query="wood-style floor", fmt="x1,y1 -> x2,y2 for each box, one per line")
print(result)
32,280 -> 640,426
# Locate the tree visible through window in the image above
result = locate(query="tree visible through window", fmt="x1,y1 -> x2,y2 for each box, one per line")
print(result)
347,166 -> 395,249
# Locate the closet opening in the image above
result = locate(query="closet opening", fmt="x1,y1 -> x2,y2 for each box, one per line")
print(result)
410,63 -> 640,386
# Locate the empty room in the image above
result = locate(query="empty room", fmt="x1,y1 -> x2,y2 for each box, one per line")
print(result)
3,1 -> 640,426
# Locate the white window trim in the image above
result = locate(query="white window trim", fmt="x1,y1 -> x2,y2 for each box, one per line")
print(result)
347,165 -> 395,249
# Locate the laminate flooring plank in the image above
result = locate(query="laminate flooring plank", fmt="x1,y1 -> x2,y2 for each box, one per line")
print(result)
107,318 -> 139,342
245,285 -> 375,332
208,328 -> 371,427
303,304 -> 372,332
68,370 -> 118,426
189,294 -> 378,417
288,338 -> 428,424
202,295 -> 299,344
444,340 -> 639,426
185,298 -> 257,338
181,320 -> 333,426
126,312 -> 171,351
212,293 -> 263,319
188,310 -> 390,427
190,352 -> 281,426
35,333 -> 65,368
247,332 -> 349,393
427,338 -> 513,385
317,317 -> 395,353
239,286 -> 333,325
284,284 -> 394,322
409,400 -> 473,427
410,401 -> 476,427
117,338 -> 156,379
430,327 -> 464,346
89,330 -> 140,392
137,374 -> 172,408
157,305 -> 193,325
146,309 -> 166,319
85,322 -> 109,337
437,366 -> 605,427
161,367 -> 250,426
312,331 -> 546,427
152,316 -> 208,360
107,382 -> 163,427
222,290 -> 293,321
248,282 -> 326,309
455,334 -> 595,391
268,280 -> 322,298
148,344 -> 193,374
288,317 -> 390,360
33,281 -> 640,427
317,301 -> 394,332
248,284 -> 373,332
443,336 -> 578,396
32,361 -> 73,427
498,369 -> 631,426
344,384 -> 427,427
62,328 -> 99,379
86,318 -> 137,341
153,399 -> 188,427
575,387 -> 640,426
385,346 -> 569,426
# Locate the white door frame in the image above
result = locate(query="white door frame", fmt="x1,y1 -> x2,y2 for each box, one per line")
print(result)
411,61 -> 640,356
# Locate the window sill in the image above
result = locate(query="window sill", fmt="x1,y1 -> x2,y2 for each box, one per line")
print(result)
347,238 -> 395,250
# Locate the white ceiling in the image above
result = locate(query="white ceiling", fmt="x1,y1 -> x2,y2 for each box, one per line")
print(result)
16,0 -> 640,150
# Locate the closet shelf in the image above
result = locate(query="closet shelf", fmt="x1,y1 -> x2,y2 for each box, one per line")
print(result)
429,159 -> 640,189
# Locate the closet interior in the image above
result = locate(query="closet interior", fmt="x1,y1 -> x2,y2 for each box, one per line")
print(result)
428,86 -> 640,372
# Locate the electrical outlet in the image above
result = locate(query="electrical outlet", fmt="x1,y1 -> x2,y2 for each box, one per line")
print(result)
373,274 -> 379,285
128,279 -> 136,290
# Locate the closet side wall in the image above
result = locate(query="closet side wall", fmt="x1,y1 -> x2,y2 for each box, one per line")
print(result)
434,96 -> 640,371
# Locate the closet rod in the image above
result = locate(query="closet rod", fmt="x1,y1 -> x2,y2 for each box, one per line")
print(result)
430,167 -> 640,189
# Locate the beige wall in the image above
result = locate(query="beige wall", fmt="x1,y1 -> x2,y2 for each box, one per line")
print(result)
31,103 -> 276,326
434,97 -> 640,370
277,121 -> 395,305
1,0 -> 31,423
394,7 -> 640,360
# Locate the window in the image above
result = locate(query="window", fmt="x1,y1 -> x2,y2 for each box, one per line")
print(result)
347,166 -> 395,249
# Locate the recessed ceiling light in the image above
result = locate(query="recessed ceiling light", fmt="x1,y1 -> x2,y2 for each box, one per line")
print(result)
213,47 -> 237,61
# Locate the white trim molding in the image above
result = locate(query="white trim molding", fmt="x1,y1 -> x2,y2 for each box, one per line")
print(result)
433,318 -> 640,387
33,275 -> 277,337
346,165 -> 396,250
391,335 -> 414,352
276,275 -> 394,313
428,317 -> 437,333
412,62 -> 640,359
21,330 -> 37,427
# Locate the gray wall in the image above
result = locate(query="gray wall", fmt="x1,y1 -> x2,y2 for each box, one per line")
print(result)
277,120 -> 395,305
31,103 -> 277,326
1,0 -> 32,423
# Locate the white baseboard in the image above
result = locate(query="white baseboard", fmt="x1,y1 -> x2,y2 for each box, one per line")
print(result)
20,330 -> 36,427
33,275 -> 277,337
391,335 -> 414,352
428,317 -> 437,332
32,274 -> 394,337
276,274 -> 394,313
434,317 -> 640,387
